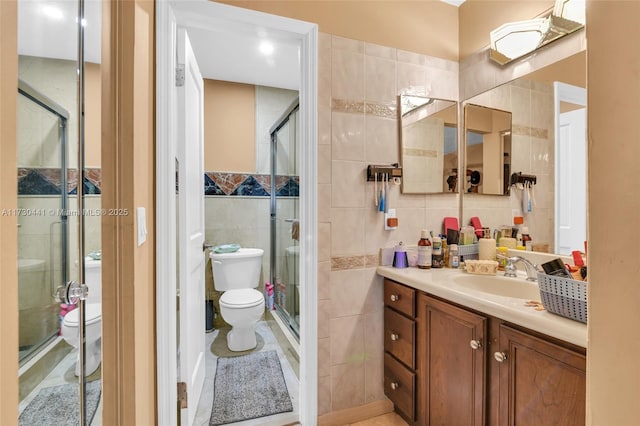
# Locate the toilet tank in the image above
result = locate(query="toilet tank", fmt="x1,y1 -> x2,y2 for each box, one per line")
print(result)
84,258 -> 102,304
210,248 -> 264,291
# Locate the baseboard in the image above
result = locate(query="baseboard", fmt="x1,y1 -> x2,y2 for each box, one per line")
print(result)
318,399 -> 394,426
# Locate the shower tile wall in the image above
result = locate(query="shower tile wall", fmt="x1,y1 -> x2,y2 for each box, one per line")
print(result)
317,33 -> 459,415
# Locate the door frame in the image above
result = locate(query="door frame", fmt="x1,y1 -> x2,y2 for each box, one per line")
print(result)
156,1 -> 318,424
553,81 -> 587,255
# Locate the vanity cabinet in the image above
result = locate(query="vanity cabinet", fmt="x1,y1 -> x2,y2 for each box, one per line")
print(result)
383,279 -> 417,423
495,324 -> 586,426
382,278 -> 586,426
418,294 -> 486,426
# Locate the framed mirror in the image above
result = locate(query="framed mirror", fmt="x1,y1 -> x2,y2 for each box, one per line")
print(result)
398,95 -> 457,194
463,104 -> 512,195
462,51 -> 586,255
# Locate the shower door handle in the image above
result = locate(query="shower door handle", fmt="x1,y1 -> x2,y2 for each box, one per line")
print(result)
49,221 -> 62,298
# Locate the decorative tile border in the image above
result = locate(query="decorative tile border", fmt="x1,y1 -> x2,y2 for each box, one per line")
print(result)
512,124 -> 549,139
18,168 -> 300,197
332,98 -> 396,119
17,168 -> 101,195
331,254 -> 380,271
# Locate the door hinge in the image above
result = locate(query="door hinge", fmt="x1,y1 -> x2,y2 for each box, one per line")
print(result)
176,64 -> 185,87
177,381 -> 188,409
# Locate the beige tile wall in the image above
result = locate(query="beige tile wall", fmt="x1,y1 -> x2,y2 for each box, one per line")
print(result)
317,32 -> 459,415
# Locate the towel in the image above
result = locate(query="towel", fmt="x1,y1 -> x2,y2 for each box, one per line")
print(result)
291,220 -> 299,241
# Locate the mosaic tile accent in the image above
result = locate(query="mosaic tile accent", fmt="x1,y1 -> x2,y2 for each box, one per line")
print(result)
17,168 -> 102,195
512,125 -> 549,139
331,255 -> 381,271
331,98 -> 397,119
403,148 -> 438,158
205,172 -> 299,197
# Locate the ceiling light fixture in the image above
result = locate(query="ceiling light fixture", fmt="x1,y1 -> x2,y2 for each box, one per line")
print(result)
42,5 -> 64,21
258,41 -> 274,56
489,0 -> 585,65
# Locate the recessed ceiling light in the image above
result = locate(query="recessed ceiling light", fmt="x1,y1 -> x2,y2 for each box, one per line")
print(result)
42,5 -> 64,20
259,41 -> 274,56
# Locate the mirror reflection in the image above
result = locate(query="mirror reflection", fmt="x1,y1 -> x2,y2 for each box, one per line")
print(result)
398,96 -> 457,194
462,51 -> 586,255
464,104 -> 512,195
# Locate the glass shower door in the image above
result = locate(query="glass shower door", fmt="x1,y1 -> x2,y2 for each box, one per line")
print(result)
17,81 -> 69,363
271,101 -> 300,337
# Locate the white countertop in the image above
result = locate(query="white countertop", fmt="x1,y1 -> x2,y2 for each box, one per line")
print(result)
377,266 -> 587,348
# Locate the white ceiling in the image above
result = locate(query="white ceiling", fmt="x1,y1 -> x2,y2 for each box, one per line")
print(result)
18,0 -> 301,91
18,0 -> 102,64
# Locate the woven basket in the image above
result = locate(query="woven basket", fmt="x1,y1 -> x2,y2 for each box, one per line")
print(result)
537,273 -> 588,323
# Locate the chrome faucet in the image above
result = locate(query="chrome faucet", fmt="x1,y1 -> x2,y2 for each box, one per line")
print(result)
498,255 -> 540,281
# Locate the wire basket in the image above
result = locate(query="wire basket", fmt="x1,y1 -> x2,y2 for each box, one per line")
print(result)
537,273 -> 588,323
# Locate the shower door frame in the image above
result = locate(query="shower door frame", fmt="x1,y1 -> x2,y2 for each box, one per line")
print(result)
17,79 -> 69,364
270,100 -> 300,338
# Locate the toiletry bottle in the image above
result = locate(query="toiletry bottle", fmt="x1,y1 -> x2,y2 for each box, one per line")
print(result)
417,230 -> 432,269
432,235 -> 443,268
521,227 -> 532,251
450,244 -> 459,268
441,237 -> 449,268
497,246 -> 508,270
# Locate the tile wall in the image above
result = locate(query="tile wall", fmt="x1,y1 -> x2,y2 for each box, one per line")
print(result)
317,33 -> 459,415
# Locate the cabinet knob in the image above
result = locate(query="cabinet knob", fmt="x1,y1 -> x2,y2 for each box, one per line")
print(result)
390,294 -> 399,302
470,339 -> 482,350
494,351 -> 508,363
390,382 -> 399,390
390,333 -> 399,341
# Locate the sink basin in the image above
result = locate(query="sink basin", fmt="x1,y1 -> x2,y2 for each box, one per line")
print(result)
452,273 -> 541,300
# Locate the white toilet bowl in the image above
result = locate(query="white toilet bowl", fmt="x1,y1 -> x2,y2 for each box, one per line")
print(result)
210,248 -> 265,351
61,303 -> 102,376
219,289 -> 265,351
61,258 -> 102,376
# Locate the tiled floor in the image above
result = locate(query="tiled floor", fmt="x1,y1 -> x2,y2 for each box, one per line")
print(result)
193,321 -> 300,426
351,412 -> 409,426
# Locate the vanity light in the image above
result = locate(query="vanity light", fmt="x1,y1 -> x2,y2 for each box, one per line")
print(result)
489,18 -> 550,64
490,0 -> 584,65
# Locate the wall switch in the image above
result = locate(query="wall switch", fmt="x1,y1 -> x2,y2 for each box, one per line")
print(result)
137,207 -> 147,246
385,209 -> 398,230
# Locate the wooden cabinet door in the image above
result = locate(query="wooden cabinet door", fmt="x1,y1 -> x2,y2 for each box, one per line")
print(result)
418,294 -> 487,426
496,324 -> 586,426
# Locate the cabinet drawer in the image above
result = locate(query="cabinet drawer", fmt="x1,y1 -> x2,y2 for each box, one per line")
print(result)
384,307 -> 415,369
384,279 -> 415,317
384,352 -> 416,422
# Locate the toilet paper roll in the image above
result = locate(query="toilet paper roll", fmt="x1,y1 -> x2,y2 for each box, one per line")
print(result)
479,238 -> 496,261
500,237 -> 517,250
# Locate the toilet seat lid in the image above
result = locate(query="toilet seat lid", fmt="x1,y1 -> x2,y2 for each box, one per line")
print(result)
64,303 -> 101,326
220,289 -> 264,308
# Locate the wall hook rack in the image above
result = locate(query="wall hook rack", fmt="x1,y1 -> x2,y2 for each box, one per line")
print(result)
510,172 -> 537,186
367,163 -> 402,182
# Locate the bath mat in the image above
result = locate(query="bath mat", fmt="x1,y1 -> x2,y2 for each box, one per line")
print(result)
19,379 -> 101,426
210,350 -> 293,425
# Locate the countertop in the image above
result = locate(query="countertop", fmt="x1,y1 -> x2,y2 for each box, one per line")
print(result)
377,266 -> 587,348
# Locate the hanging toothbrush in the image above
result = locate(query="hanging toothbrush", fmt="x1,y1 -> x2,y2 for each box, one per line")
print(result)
384,172 -> 389,214
379,173 -> 386,212
374,172 -> 379,208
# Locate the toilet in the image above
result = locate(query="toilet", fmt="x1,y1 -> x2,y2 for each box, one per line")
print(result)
210,248 -> 265,351
61,258 -> 102,376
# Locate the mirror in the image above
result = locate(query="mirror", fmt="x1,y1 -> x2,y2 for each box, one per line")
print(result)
462,51 -> 586,254
398,95 -> 457,194
463,104 -> 512,195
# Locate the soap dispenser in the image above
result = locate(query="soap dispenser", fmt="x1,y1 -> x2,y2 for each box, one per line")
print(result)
392,242 -> 409,268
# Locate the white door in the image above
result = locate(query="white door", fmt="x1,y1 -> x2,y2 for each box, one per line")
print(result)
556,107 -> 587,255
176,27 -> 206,426
554,82 -> 587,256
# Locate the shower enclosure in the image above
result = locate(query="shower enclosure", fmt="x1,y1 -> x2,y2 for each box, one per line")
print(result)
270,99 -> 300,338
17,79 -> 69,363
